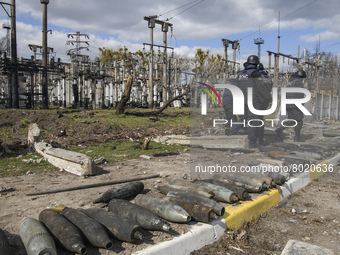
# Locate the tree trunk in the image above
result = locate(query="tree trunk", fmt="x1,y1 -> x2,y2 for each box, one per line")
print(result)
115,77 -> 133,115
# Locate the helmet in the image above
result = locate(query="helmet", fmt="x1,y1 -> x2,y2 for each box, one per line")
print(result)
296,69 -> 307,78
246,55 -> 259,65
258,63 -> 264,70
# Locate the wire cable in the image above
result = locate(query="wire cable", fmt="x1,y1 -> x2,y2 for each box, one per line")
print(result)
159,0 -> 202,17
164,0 -> 205,21
239,0 -> 318,41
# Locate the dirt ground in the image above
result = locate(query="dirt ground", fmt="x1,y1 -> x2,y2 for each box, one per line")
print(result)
0,109 -> 340,254
0,152 -> 193,255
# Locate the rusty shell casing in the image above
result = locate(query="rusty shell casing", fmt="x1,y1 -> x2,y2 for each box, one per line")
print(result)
169,178 -> 214,196
245,178 -> 269,190
163,196 -> 216,223
266,172 -> 286,185
19,217 -> 57,255
166,191 -> 225,216
108,199 -> 170,232
155,184 -> 213,199
61,207 -> 113,249
192,180 -> 238,203
39,209 -> 87,254
94,181 -> 144,203
135,194 -> 191,223
0,228 -> 11,255
240,172 -> 274,188
78,208 -> 142,243
221,173 -> 263,192
201,179 -> 250,200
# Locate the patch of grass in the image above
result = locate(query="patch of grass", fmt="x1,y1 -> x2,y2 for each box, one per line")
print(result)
70,140 -> 188,164
22,118 -> 30,125
0,107 -> 190,178
0,153 -> 59,178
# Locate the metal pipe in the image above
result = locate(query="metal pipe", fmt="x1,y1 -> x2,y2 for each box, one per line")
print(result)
26,174 -> 159,196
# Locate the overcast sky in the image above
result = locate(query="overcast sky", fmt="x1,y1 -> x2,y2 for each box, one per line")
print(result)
0,0 -> 339,69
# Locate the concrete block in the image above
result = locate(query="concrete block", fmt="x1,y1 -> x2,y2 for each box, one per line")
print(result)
28,123 -> 95,176
191,135 -> 248,149
153,135 -> 190,145
133,218 -> 226,255
281,240 -> 334,255
34,142 -> 94,176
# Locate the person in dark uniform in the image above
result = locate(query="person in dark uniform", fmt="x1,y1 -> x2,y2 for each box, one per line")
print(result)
257,63 -> 273,145
275,69 -> 307,142
229,55 -> 272,148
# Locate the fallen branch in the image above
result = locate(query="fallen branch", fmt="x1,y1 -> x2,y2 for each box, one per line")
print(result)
26,174 -> 160,196
155,91 -> 190,114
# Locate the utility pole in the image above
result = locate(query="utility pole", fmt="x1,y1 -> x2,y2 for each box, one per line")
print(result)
67,31 -> 89,108
0,1 -> 14,108
232,40 -> 239,76
162,22 -> 170,102
221,39 -> 239,78
2,22 -> 10,56
221,39 -> 229,83
144,16 -> 156,108
28,44 -> 53,106
9,0 -> 18,108
254,38 -> 264,61
41,0 -> 49,108
144,16 -> 173,106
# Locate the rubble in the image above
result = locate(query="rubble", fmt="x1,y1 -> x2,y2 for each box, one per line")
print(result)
28,123 -> 95,176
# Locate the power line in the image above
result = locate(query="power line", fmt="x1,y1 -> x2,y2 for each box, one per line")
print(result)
159,0 -> 201,17
239,0 -> 318,41
321,41 -> 340,51
164,0 -> 205,21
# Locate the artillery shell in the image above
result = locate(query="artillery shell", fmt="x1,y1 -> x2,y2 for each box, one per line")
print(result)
39,209 -> 87,254
221,173 -> 264,192
94,181 -> 144,203
202,179 -> 250,200
192,180 -> 238,203
108,199 -> 170,232
166,191 -> 225,216
163,196 -> 217,223
155,184 -> 213,199
135,194 -> 191,223
79,208 -> 143,243
61,207 -> 113,249
169,178 -> 213,196
0,228 -> 11,255
19,217 -> 57,255
266,172 -> 286,185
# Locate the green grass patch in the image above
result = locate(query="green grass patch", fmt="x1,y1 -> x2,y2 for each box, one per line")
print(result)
70,140 -> 189,164
0,153 -> 59,178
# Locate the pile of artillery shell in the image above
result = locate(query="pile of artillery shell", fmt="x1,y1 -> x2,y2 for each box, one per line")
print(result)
39,209 -> 87,254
